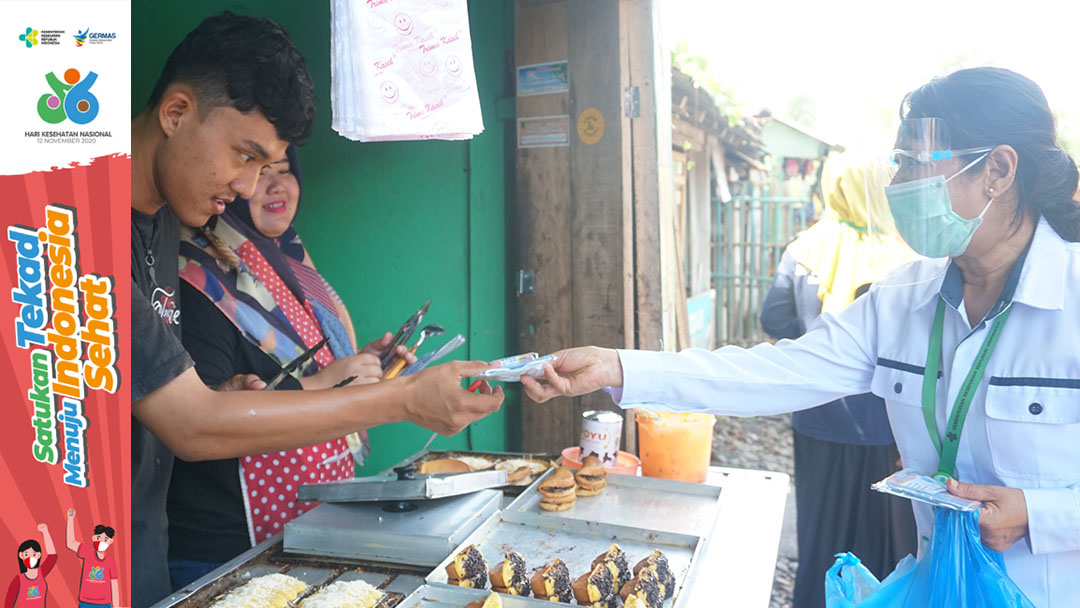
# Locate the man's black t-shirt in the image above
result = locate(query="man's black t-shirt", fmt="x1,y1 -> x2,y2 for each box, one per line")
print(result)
167,281 -> 301,563
131,206 -> 193,607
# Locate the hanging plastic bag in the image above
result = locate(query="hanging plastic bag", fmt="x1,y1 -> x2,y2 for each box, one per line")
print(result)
330,0 -> 484,141
825,507 -> 1035,608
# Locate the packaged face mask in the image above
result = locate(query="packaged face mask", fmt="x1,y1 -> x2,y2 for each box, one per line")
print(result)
477,354 -> 557,382
871,469 -> 981,511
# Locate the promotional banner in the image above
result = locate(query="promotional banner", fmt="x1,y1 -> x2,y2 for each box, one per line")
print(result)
0,2 -> 130,606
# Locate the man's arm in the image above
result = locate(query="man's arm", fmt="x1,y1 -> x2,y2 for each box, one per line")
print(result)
133,360 -> 502,462
64,508 -> 79,553
111,579 -> 125,608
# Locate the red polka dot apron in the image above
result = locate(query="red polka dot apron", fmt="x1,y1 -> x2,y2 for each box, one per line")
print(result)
234,241 -> 353,544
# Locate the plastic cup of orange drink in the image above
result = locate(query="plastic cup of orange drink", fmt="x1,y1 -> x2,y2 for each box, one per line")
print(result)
635,411 -> 716,482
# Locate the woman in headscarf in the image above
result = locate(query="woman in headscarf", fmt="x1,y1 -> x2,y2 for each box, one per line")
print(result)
166,145 -> 408,589
526,67 -> 1080,607
759,158 -> 919,608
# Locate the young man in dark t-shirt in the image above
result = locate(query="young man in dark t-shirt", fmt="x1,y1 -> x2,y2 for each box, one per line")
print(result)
130,13 -> 504,607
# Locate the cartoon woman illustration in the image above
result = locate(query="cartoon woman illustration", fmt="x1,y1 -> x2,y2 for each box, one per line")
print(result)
4,524 -> 57,607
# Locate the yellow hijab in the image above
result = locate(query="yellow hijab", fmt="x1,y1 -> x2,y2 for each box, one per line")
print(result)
786,157 -> 918,313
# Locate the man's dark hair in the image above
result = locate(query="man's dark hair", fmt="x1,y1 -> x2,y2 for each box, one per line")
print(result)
17,539 -> 41,573
147,11 -> 315,145
93,524 -> 115,538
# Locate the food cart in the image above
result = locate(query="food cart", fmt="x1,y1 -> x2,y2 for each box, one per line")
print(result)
150,451 -> 788,607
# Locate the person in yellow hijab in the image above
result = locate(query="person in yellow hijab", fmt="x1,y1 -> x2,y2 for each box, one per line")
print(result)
759,156 -> 918,608
786,157 -> 919,313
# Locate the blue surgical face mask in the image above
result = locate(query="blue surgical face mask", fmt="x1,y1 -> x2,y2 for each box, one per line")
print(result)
884,153 -> 993,258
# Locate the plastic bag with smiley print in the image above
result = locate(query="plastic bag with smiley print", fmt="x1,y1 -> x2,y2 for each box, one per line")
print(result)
330,0 -> 484,142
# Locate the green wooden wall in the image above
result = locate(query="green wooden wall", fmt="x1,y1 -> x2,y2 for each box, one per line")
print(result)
132,2 -> 517,475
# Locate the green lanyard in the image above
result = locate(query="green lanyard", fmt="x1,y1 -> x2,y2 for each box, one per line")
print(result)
921,297 -> 1012,481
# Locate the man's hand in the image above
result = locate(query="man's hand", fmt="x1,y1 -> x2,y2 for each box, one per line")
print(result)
67,508 -> 75,519
37,523 -> 48,533
520,347 -> 622,403
402,361 -> 503,436
214,374 -> 266,392
947,478 -> 1029,552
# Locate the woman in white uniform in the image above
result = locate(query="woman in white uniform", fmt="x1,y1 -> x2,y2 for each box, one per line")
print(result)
522,67 -> 1080,608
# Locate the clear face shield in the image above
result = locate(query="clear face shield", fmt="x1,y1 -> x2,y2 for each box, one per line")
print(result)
883,118 -> 998,258
887,118 -> 993,183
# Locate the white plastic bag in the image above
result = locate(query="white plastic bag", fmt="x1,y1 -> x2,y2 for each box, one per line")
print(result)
330,0 -> 485,142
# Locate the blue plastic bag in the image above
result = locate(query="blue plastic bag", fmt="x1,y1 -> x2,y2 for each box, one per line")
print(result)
825,507 -> 1036,608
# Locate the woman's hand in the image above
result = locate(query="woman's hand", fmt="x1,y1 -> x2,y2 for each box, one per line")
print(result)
359,332 -> 417,365
301,353 -> 384,390
37,523 -> 48,533
520,346 -> 622,403
947,478 -> 1029,552
214,374 -> 266,392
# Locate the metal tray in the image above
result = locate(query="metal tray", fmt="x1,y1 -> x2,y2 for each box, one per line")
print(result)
384,450 -> 559,495
284,490 -> 503,566
150,535 -> 428,608
506,469 -> 723,538
298,470 -> 508,502
398,584 -> 567,607
426,510 -> 704,607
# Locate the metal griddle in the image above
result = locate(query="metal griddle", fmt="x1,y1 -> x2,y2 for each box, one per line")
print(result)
284,489 -> 502,566
298,469 -> 508,503
149,535 -> 424,608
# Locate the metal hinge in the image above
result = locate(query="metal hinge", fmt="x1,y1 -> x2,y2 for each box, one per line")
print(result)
624,86 -> 640,118
516,270 -> 534,296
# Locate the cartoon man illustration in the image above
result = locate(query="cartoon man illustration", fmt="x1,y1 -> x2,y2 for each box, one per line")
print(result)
4,524 -> 57,607
65,509 -> 124,608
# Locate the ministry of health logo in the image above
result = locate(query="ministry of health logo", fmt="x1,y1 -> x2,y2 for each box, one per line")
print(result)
37,68 -> 99,125
19,27 -> 39,48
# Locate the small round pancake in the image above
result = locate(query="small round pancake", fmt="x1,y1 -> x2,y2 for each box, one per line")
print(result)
539,498 -> 576,512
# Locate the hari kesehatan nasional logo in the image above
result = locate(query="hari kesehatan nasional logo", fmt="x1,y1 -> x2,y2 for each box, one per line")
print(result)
19,27 -> 39,48
37,68 -> 99,124
73,28 -> 88,47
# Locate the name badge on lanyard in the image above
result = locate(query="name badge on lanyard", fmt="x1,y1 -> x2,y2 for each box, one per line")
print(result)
921,297 -> 1012,481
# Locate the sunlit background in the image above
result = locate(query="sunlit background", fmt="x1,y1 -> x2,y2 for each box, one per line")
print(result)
662,0 -> 1080,160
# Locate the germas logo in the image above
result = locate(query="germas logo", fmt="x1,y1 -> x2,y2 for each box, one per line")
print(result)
37,68 -> 99,125
19,27 -> 38,48
74,28 -> 116,46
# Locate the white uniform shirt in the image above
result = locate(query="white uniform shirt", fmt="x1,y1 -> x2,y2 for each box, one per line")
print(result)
612,218 -> 1080,608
